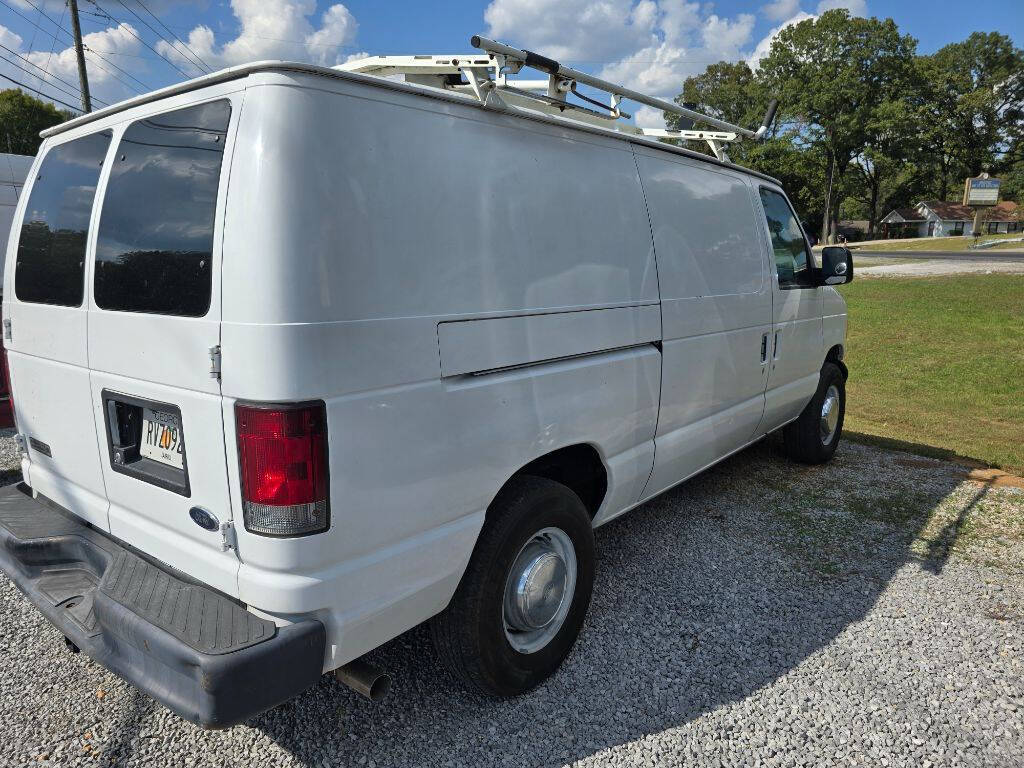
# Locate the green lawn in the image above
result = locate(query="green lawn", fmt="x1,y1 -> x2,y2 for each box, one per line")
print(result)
855,232 -> 1024,252
838,274 -> 1024,475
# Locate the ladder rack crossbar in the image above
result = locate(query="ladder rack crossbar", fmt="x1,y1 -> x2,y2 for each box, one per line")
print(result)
470,36 -> 756,139
339,37 -> 780,162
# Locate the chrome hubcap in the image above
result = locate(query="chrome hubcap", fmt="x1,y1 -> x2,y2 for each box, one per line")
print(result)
820,384 -> 841,446
503,527 -> 577,654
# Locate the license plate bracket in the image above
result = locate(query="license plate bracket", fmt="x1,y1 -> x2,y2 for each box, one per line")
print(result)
102,391 -> 191,497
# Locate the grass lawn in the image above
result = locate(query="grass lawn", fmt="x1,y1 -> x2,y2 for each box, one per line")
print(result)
855,232 -> 1024,252
838,274 -> 1024,475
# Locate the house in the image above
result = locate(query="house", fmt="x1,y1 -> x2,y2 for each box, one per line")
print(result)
979,201 -> 1022,235
880,199 -> 1022,238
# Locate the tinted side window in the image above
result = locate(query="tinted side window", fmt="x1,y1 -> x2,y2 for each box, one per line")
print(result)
15,131 -> 111,306
94,100 -> 230,317
759,188 -> 813,288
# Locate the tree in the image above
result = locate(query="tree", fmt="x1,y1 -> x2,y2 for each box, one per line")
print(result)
0,89 -> 70,156
917,32 -> 1024,199
847,97 -> 930,235
671,61 -> 764,131
756,9 -> 918,242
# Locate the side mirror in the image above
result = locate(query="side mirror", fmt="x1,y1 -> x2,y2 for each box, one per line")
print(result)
819,246 -> 853,285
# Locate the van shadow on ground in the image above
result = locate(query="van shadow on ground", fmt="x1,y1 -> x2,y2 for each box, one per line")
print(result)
252,436 -> 978,766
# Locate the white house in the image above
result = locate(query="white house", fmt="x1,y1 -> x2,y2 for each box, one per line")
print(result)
1,153 -> 33,255
880,199 -> 1021,238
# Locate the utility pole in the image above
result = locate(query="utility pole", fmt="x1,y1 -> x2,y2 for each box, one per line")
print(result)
68,0 -> 92,112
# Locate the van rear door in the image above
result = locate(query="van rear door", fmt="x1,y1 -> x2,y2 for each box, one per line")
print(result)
84,98 -> 240,594
5,131 -> 113,528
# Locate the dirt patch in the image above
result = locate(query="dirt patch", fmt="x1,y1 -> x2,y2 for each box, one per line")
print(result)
964,468 -> 1024,489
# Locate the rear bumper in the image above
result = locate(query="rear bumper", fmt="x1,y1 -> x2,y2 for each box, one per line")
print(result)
0,483 -> 325,728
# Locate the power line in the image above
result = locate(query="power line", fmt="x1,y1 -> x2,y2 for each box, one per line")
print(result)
24,0 -> 42,56
7,1 -> 150,95
43,3 -> 66,76
113,0 -> 211,74
0,43 -> 110,106
0,52 -> 85,104
136,0 -> 211,72
0,40 -> 85,98
0,71 -> 82,113
89,1 -> 194,79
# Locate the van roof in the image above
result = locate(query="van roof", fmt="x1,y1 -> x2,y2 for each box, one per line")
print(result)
40,60 -> 781,186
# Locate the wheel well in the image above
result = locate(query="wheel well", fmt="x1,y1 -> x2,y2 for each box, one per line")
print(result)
510,444 -> 608,519
825,344 -> 848,380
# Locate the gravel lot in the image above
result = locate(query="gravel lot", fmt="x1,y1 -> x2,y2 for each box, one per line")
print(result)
1,434 -> 1022,767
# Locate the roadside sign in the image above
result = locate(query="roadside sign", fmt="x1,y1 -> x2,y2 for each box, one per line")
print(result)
963,175 -> 1000,206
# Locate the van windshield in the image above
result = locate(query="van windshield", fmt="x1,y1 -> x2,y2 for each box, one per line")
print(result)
94,100 -> 230,317
14,131 -> 112,307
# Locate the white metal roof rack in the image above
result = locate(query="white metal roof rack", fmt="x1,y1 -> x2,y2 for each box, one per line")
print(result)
339,35 -> 779,163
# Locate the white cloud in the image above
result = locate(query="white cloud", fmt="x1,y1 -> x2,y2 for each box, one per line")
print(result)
761,0 -> 801,22
747,11 -> 815,68
158,0 -> 359,72
633,105 -> 666,128
484,0 -> 766,129
484,0 -> 659,63
816,0 -> 867,15
0,21 -> 145,110
0,24 -> 23,52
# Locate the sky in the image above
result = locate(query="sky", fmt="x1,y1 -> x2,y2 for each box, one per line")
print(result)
1,0 -> 1022,129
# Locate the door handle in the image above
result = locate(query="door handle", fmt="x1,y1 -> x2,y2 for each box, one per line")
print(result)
773,331 -> 781,360
760,333 -> 769,364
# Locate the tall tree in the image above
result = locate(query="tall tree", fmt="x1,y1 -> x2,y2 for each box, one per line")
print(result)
671,61 -> 763,131
756,9 -> 918,242
0,89 -> 70,155
917,32 -> 1024,199
848,97 -> 929,235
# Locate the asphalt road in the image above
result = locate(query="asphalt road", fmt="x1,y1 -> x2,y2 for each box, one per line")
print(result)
851,250 -> 1024,260
1,436 -> 1023,767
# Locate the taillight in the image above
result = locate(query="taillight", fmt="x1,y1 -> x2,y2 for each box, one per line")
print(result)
235,402 -> 329,537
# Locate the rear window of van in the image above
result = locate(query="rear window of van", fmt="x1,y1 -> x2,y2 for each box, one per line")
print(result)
14,131 -> 111,307
94,100 -> 230,317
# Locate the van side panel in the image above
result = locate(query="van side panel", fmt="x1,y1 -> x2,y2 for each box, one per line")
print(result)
220,75 -> 660,666
632,150 -> 772,499
437,305 -> 661,377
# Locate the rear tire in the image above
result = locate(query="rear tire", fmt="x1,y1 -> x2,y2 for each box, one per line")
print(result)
430,475 -> 595,696
783,361 -> 846,464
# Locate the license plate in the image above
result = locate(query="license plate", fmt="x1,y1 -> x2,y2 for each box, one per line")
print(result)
140,407 -> 185,469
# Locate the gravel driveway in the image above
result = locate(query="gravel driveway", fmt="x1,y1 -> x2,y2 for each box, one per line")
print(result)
1,434 -> 1022,767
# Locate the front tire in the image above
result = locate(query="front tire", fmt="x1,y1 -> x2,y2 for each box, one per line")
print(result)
783,361 -> 846,464
430,475 -> 595,696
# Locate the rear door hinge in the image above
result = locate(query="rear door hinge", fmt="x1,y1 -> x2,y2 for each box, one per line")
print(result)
209,344 -> 221,380
220,520 -> 236,551
3,318 -> 11,341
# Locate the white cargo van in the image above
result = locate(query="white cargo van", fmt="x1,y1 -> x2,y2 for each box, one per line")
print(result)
0,39 -> 851,727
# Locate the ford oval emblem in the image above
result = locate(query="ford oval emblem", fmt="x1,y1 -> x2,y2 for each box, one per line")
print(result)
189,507 -> 219,532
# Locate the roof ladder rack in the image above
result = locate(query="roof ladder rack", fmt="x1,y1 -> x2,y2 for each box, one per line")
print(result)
340,36 -> 779,163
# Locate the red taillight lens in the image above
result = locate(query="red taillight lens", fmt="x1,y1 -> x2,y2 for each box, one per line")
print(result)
236,402 -> 329,537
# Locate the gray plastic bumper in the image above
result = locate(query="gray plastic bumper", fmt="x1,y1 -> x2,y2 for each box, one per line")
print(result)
0,483 -> 325,728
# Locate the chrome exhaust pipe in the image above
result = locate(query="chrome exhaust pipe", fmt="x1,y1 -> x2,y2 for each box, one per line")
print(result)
334,658 -> 391,702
